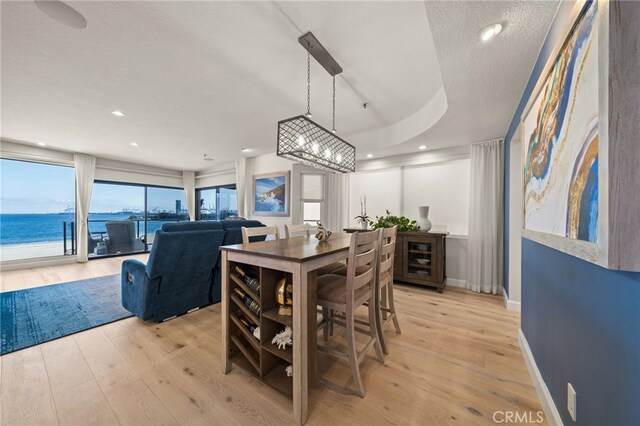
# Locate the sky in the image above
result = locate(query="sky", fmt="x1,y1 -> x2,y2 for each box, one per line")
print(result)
1,159 -> 186,214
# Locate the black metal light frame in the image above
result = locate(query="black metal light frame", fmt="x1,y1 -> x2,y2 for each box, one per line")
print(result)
277,32 -> 355,173
277,115 -> 356,173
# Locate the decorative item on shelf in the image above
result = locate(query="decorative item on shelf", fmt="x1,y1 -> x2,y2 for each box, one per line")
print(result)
314,222 -> 332,242
275,277 -> 293,316
235,266 -> 260,292
370,210 -> 421,232
239,317 -> 259,339
234,265 -> 260,294
418,206 -> 432,232
271,326 -> 293,350
285,364 -> 293,377
276,32 -> 355,173
354,194 -> 370,229
233,287 -> 261,316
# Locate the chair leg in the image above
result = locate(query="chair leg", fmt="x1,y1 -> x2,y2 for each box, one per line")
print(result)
322,307 -> 330,342
369,295 -> 385,362
380,283 -> 389,321
346,309 -> 365,398
387,281 -> 401,334
375,286 -> 389,356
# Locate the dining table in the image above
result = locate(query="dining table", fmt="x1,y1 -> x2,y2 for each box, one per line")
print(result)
220,232 -> 353,425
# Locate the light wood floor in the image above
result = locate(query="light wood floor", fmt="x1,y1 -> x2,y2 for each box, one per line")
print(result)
0,256 -> 544,425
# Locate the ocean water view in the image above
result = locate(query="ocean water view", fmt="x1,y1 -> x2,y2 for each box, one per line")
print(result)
0,213 -> 179,246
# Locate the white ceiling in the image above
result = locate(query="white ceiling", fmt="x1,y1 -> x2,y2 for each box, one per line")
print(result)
1,1 -> 558,171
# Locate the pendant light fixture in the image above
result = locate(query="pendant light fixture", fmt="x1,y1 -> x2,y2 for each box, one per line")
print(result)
277,32 -> 356,173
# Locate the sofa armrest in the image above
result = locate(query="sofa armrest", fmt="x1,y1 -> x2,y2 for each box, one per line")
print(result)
121,259 -> 156,320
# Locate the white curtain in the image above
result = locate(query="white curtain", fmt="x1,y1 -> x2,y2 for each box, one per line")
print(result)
182,171 -> 196,221
467,140 -> 504,294
74,154 -> 96,263
235,158 -> 247,218
326,172 -> 349,232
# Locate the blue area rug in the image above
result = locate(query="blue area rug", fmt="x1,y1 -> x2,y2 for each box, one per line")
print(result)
1,274 -> 132,355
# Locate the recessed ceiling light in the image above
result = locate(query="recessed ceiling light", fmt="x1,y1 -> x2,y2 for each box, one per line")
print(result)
480,23 -> 503,42
366,153 -> 373,158
37,142 -> 46,146
129,142 -> 138,147
418,145 -> 427,150
111,110 -> 125,117
241,148 -> 251,153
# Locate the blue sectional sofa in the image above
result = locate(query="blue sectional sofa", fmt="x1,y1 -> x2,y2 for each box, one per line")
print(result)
121,220 -> 264,321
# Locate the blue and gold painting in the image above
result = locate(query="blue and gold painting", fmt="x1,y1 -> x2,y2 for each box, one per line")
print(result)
523,0 -> 599,243
254,173 -> 289,215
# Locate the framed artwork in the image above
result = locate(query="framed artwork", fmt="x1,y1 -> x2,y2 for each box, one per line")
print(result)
520,0 -> 640,271
253,171 -> 290,217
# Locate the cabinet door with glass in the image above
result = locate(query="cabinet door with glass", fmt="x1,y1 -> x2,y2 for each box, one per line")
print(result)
403,238 -> 437,282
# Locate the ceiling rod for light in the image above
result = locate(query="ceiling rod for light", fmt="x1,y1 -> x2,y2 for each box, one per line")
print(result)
298,32 -> 343,76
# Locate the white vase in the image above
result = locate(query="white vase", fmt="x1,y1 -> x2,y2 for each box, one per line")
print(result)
360,221 -> 368,230
418,206 -> 432,232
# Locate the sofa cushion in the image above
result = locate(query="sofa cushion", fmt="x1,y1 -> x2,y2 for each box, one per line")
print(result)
161,221 -> 223,232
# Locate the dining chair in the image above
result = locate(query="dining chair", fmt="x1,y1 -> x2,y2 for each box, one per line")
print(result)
316,229 -> 384,397
324,226 -> 400,355
284,223 -> 310,238
374,226 -> 401,355
241,225 -> 280,244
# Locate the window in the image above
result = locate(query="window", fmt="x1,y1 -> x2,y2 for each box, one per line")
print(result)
301,174 -> 324,225
88,181 -> 187,258
196,185 -> 237,220
0,158 -> 76,261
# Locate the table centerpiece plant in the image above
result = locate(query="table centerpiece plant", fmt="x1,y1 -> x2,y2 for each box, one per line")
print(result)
369,210 -> 421,232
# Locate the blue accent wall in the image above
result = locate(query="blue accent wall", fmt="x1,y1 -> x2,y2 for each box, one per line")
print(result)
522,239 -> 640,425
505,1 -> 640,424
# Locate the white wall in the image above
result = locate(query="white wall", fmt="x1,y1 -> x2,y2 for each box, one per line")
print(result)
508,136 -> 523,306
402,158 -> 470,235
349,167 -> 402,225
348,150 -> 472,284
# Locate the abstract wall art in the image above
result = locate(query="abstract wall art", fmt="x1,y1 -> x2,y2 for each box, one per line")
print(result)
522,0 -> 599,243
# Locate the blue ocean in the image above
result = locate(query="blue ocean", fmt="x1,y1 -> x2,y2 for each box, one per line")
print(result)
0,213 -> 170,245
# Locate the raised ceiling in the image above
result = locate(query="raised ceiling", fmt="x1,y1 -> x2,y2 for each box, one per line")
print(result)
1,1 -> 558,171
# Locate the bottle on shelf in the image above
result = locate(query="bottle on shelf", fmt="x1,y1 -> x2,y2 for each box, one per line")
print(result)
239,317 -> 259,337
234,265 -> 261,295
234,287 -> 261,316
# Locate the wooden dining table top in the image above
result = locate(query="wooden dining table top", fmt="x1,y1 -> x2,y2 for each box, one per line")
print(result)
220,232 -> 353,262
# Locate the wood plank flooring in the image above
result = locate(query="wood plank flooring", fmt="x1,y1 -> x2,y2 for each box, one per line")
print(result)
0,256 -> 544,425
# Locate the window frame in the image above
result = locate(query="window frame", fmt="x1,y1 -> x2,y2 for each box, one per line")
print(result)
195,184 -> 237,221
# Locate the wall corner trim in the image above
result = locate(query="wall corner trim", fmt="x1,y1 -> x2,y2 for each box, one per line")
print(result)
502,289 -> 521,312
518,329 -> 564,426
445,278 -> 467,289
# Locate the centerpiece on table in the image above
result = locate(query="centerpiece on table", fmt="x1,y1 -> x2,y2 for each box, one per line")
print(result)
369,210 -> 421,232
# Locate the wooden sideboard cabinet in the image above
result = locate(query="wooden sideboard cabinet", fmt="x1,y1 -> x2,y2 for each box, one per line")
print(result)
393,232 -> 447,292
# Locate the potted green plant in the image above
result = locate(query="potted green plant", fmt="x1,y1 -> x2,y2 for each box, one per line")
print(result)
354,194 -> 370,229
370,210 -> 421,232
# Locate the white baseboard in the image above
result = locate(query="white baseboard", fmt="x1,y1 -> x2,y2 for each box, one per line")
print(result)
0,255 -> 77,272
502,290 -> 522,312
446,278 -> 467,289
518,329 -> 563,426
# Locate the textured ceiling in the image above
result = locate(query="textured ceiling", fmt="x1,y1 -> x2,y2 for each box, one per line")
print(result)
0,1 -> 559,170
1,1 -> 444,170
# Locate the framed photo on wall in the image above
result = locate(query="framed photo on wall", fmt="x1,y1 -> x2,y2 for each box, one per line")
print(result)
252,171 -> 290,217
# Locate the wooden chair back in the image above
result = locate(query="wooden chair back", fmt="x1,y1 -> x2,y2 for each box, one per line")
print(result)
377,226 -> 397,288
346,229 -> 380,305
284,223 -> 310,238
241,226 -> 280,244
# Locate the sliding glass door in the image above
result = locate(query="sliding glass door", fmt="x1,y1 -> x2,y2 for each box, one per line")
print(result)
0,158 -> 76,261
88,181 -> 187,258
196,185 -> 237,220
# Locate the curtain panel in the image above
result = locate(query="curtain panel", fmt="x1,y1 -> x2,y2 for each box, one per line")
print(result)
326,172 -> 349,233
182,171 -> 196,221
235,158 -> 247,218
74,154 -> 96,263
467,140 -> 504,294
